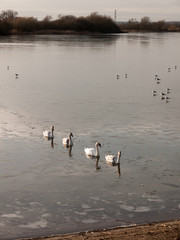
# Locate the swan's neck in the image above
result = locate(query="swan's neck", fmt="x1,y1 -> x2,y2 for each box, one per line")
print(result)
116,152 -> 121,164
69,135 -> 72,145
95,145 -> 99,156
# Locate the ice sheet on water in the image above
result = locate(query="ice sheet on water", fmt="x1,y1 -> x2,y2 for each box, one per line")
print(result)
133,206 -> 151,212
120,205 -> 135,211
120,205 -> 151,212
1,213 -> 23,219
82,218 -> 99,224
19,220 -> 48,229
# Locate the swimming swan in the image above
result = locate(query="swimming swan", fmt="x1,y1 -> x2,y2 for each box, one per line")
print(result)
84,142 -> 102,157
62,132 -> 73,146
105,151 -> 121,165
43,126 -> 54,139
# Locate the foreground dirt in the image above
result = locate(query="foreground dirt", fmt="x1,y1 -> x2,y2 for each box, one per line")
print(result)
21,219 -> 180,240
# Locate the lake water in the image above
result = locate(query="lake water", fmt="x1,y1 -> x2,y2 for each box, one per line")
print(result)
0,33 -> 180,239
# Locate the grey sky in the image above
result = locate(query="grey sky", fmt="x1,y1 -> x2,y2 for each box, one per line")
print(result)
0,0 -> 180,21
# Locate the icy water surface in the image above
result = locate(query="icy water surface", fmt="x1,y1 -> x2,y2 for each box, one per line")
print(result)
0,33 -> 180,239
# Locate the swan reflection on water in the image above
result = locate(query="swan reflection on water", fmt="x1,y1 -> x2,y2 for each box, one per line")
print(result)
63,144 -> 73,157
85,154 -> 101,170
106,160 -> 121,177
51,138 -> 54,149
43,137 -> 55,149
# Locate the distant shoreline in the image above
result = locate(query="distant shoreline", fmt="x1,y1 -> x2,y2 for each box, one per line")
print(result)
0,11 -> 122,36
9,29 -> 123,35
4,29 -> 180,36
1,10 -> 179,36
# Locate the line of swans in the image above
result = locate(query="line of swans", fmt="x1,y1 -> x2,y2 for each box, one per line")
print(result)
43,126 -> 122,173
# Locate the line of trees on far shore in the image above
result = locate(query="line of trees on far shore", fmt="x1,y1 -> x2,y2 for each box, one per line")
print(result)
119,16 -> 180,32
0,10 -> 121,35
0,10 -> 180,35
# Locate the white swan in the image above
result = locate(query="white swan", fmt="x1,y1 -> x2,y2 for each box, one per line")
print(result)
43,126 -> 54,139
84,142 -> 102,157
105,151 -> 121,165
62,132 -> 73,146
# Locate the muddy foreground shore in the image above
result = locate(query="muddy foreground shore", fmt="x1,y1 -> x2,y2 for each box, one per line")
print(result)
21,219 -> 180,240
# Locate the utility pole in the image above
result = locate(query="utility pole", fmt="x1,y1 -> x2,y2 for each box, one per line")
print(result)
114,9 -> 117,22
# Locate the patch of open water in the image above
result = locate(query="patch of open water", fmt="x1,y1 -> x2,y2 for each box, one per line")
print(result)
0,33 -> 180,239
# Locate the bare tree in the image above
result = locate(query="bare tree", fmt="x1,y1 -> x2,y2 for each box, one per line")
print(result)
0,10 -> 18,21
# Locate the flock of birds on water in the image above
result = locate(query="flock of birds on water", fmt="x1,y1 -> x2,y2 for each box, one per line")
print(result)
151,66 -> 178,103
4,65 -> 121,171
5,65 -> 121,170
4,64 -> 178,174
43,127 -> 121,171
117,65 -> 178,104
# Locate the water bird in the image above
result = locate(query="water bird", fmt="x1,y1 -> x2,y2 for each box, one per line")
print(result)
168,67 -> 171,72
62,132 -> 73,147
155,77 -> 160,84
160,92 -> 166,100
43,126 -> 54,139
152,90 -> 157,96
117,74 -> 119,79
105,151 -> 121,166
175,66 -> 177,70
7,66 -> 9,70
84,142 -> 102,157
165,96 -> 170,103
155,75 -> 158,78
124,73 -> 128,78
166,88 -> 170,94
15,73 -> 19,78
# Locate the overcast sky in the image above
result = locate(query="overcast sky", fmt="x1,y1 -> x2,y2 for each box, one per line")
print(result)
1,0 -> 180,21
